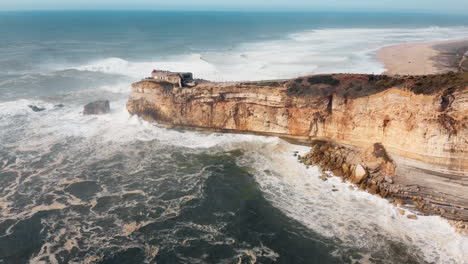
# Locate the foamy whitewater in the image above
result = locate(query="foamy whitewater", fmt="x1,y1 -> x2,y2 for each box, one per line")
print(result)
76,27 -> 468,82
1,11 -> 468,264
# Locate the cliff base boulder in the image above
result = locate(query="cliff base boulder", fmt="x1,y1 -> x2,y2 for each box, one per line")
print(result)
83,100 -> 110,115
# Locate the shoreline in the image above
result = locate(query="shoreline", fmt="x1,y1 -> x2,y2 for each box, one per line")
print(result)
128,71 -> 468,232
377,39 -> 468,75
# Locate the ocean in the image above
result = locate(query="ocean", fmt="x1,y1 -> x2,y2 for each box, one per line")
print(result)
1,11 -> 468,264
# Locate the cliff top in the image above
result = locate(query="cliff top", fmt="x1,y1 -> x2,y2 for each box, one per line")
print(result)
134,72 -> 468,101
285,72 -> 468,99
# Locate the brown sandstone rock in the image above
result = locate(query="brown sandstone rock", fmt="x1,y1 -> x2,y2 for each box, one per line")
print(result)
407,214 -> 418,220
342,163 -> 349,174
395,199 -> 404,206
352,164 -> 368,184
368,184 -> 380,195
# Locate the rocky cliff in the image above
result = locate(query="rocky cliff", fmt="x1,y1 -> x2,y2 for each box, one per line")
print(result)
127,72 -> 468,229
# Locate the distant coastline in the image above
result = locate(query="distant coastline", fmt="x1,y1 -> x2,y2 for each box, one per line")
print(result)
377,38 -> 468,75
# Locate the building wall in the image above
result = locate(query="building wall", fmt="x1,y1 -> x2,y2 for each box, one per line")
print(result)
152,73 -> 181,86
151,71 -> 194,87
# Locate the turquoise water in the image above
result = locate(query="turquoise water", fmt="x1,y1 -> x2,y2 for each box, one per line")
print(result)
1,11 -> 468,264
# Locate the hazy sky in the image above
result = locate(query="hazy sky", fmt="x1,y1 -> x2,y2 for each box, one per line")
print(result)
1,0 -> 467,13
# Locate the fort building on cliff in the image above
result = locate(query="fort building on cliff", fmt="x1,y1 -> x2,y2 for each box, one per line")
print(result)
151,70 -> 195,87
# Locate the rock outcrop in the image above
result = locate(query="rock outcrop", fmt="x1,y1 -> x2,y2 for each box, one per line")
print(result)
127,72 -> 468,227
299,141 -> 394,198
83,100 -> 110,115
28,105 -> 46,112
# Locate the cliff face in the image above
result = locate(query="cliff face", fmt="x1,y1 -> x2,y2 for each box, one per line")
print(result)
127,73 -> 468,225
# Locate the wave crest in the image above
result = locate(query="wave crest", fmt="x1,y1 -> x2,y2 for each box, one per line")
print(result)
73,27 -> 468,82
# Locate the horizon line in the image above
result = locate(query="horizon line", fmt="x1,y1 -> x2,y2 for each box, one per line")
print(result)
0,8 -> 467,15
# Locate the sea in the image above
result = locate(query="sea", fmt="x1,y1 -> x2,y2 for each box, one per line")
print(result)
1,11 -> 468,264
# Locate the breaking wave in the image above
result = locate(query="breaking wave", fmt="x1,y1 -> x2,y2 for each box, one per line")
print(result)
75,26 -> 468,82
238,142 -> 468,264
1,94 -> 468,263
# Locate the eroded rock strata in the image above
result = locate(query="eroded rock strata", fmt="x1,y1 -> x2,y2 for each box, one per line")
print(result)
127,72 -> 468,228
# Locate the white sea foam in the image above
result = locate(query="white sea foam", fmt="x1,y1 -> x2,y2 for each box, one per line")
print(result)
0,98 -> 275,153
0,99 -> 56,119
2,96 -> 467,263
97,82 -> 133,94
236,140 -> 468,264
75,26 -> 468,82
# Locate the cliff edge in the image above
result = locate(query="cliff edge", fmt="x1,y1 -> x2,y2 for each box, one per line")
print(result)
127,72 -> 468,229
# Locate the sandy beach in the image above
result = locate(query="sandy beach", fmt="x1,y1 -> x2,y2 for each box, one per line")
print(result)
377,39 -> 468,75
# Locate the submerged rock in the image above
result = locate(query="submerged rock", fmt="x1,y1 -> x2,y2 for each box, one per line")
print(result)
28,105 -> 46,112
83,100 -> 110,115
319,173 -> 328,181
407,214 -> 418,220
